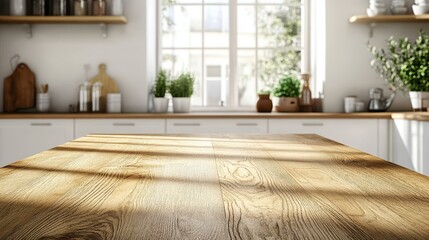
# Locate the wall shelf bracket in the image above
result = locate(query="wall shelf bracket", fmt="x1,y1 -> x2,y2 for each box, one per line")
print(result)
369,22 -> 376,39
25,24 -> 32,38
100,23 -> 108,38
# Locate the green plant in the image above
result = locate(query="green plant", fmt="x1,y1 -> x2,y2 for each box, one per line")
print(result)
153,70 -> 168,98
369,30 -> 429,92
273,75 -> 301,97
258,88 -> 271,95
169,73 -> 195,97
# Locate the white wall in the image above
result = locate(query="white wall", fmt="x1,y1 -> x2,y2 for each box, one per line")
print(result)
323,0 -> 429,112
1,0 -> 428,113
0,0 -> 156,113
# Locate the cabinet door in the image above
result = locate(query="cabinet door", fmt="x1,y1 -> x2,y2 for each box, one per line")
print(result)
0,119 -> 74,167
422,122 -> 429,176
75,119 -> 166,138
166,119 -> 268,134
269,119 -> 382,158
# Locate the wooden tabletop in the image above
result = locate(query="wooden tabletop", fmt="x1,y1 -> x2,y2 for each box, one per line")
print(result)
1,134 -> 429,239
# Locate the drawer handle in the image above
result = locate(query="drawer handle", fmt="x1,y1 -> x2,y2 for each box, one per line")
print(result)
236,123 -> 258,126
113,123 -> 135,126
302,123 -> 324,127
30,123 -> 52,126
173,123 -> 201,127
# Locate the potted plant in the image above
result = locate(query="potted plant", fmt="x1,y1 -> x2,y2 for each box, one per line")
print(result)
273,75 -> 301,112
169,72 -> 195,113
152,69 -> 169,113
369,30 -> 429,111
256,89 -> 273,113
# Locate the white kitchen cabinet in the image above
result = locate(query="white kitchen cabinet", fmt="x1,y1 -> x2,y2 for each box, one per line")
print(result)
391,119 -> 429,176
166,119 -> 268,134
75,119 -> 166,138
0,119 -> 74,167
269,119 -> 389,159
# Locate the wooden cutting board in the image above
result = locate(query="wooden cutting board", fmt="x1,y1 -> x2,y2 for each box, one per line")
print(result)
88,64 -> 120,113
3,63 -> 36,112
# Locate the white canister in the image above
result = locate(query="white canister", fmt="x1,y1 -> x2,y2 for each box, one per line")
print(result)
344,96 -> 357,113
10,0 -> 26,16
37,93 -> 50,112
107,93 -> 122,113
109,0 -> 123,16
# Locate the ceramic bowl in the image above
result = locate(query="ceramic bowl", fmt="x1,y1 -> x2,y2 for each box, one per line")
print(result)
367,7 -> 387,16
413,4 -> 429,15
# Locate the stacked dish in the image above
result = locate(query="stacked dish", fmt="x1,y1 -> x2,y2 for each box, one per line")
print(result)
413,0 -> 429,15
391,0 -> 408,15
367,0 -> 388,17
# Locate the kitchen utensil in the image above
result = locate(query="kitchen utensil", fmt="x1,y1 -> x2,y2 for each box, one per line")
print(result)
3,63 -> 36,112
88,64 -> 120,113
368,88 -> 396,112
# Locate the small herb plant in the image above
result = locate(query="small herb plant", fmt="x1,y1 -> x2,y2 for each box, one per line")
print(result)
369,30 -> 429,92
273,75 -> 301,97
258,88 -> 271,95
169,73 -> 195,98
153,70 -> 168,98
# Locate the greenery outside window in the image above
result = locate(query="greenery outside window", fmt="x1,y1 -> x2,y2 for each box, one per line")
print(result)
159,0 -> 304,109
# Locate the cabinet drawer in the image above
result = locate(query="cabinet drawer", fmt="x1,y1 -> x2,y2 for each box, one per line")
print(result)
269,119 -> 380,157
167,119 -> 268,134
75,119 -> 166,138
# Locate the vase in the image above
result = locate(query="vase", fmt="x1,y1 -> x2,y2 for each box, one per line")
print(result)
153,97 -> 169,113
409,91 -> 429,111
256,94 -> 273,112
173,97 -> 191,113
275,97 -> 299,112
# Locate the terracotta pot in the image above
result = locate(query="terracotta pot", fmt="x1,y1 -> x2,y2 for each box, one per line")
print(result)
256,94 -> 273,112
275,97 -> 299,112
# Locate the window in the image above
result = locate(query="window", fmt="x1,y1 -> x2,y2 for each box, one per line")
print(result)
159,0 -> 305,109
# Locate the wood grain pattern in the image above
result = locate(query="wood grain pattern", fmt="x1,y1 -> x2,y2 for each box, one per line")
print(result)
1,134 -> 429,239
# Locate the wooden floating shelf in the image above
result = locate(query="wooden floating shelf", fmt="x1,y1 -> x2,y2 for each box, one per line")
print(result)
350,14 -> 429,23
0,16 -> 127,24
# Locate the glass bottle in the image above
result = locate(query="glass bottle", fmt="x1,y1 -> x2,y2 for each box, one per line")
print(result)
78,82 -> 92,112
300,73 -> 312,111
33,0 -> 45,16
10,0 -> 26,16
92,0 -> 106,16
92,82 -> 102,112
52,0 -> 66,16
74,0 -> 87,16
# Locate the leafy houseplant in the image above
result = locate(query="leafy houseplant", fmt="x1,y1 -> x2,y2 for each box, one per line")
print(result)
369,30 -> 429,110
169,73 -> 195,113
152,70 -> 169,113
272,75 -> 301,112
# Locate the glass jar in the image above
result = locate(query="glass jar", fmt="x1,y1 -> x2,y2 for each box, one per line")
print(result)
110,0 -> 123,16
10,0 -> 26,16
78,82 -> 92,112
74,0 -> 87,16
92,0 -> 105,15
33,0 -> 45,16
52,0 -> 66,16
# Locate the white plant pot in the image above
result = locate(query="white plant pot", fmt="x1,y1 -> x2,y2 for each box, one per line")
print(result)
153,97 -> 169,113
173,97 -> 191,113
409,91 -> 429,111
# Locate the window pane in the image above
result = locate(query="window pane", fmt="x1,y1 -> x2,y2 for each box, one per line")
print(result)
258,48 -> 300,89
162,6 -> 202,48
174,0 -> 201,3
237,6 -> 255,48
258,0 -> 285,3
205,0 -> 229,3
161,49 -> 203,106
204,6 -> 229,48
238,50 -> 257,106
238,0 -> 255,3
204,50 -> 229,106
257,5 -> 301,48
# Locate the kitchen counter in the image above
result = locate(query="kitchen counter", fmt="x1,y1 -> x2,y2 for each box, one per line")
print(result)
0,112 -> 395,119
0,134 -> 428,239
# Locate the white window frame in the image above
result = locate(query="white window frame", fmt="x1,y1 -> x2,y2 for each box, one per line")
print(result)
157,0 -> 311,112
